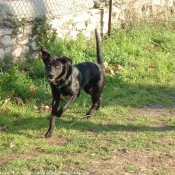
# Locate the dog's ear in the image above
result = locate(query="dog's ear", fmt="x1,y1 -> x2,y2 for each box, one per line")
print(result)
59,56 -> 72,66
40,46 -> 51,61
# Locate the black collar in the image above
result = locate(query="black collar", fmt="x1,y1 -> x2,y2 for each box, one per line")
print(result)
56,75 -> 71,90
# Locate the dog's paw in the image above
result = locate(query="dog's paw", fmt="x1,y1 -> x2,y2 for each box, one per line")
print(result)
81,114 -> 91,119
45,132 -> 52,138
56,108 -> 63,118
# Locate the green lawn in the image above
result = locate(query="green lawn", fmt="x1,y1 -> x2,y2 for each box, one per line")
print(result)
0,20 -> 175,174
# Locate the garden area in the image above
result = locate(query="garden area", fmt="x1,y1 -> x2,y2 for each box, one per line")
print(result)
0,19 -> 175,174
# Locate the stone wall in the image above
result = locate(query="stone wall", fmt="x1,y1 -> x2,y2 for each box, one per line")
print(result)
0,0 -> 174,59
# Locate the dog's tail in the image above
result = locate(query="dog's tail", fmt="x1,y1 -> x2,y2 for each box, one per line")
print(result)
95,29 -> 103,66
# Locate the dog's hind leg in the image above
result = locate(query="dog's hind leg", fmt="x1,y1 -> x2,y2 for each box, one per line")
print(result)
81,91 -> 102,119
96,94 -> 103,110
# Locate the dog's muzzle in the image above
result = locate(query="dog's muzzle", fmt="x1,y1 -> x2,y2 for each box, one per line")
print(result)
48,78 -> 55,82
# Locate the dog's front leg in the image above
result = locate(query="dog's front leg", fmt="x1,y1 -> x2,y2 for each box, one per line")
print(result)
45,114 -> 55,138
57,95 -> 78,117
45,96 -> 60,138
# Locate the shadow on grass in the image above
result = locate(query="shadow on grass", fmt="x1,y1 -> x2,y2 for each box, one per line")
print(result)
4,114 -> 174,138
103,78 -> 175,108
1,76 -> 175,137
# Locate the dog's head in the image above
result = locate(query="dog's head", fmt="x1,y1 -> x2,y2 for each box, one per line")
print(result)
40,46 -> 72,84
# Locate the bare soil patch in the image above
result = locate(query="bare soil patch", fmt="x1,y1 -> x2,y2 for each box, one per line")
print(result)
0,135 -> 67,166
46,135 -> 68,147
0,151 -> 47,166
134,104 -> 175,118
84,149 -> 175,175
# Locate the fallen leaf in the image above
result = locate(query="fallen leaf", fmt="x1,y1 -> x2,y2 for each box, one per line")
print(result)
2,98 -> 11,108
13,117 -> 18,122
34,104 -> 51,112
162,71 -> 167,75
2,107 -> 10,114
149,65 -> 157,69
166,52 -> 170,56
20,69 -> 26,75
117,64 -> 123,70
13,97 -> 23,106
33,105 -> 39,110
9,142 -> 15,148
13,113 -> 21,122
103,61 -> 122,75
0,125 -> 8,131
30,85 -> 36,98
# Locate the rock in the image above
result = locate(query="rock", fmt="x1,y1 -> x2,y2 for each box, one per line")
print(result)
68,24 -> 73,30
152,0 -> 173,7
87,23 -> 96,31
12,38 -> 16,45
76,22 -> 86,30
4,29 -> 13,35
0,29 -> 13,36
23,46 -> 29,53
62,15 -> 72,23
0,48 -> 5,59
73,12 -> 90,23
113,6 -> 121,14
94,0 -> 105,8
0,35 -> 13,47
23,26 -> 33,35
31,41 -> 37,51
2,21 -> 15,28
69,31 -> 79,40
85,0 -> 94,8
18,37 -> 29,45
89,15 -> 100,24
12,46 -> 23,58
32,35 -> 38,41
57,33 -> 64,39
0,29 -> 4,37
83,31 -> 92,38
17,33 -> 23,38
61,29 -> 69,36
49,19 -> 63,29
89,9 -> 100,16
4,46 -> 12,56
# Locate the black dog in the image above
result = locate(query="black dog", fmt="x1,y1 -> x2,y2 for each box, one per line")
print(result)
40,29 -> 105,137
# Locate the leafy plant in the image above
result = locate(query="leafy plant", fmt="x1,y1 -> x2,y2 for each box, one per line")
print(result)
0,67 -> 33,100
0,65 -> 50,102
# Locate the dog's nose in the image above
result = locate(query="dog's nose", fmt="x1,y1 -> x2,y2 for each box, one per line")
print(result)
49,72 -> 54,78
49,72 -> 54,76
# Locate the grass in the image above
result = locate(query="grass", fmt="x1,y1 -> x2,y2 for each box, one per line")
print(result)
0,20 -> 175,174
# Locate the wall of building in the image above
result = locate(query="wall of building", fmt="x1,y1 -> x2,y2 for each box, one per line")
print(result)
0,0 -> 173,59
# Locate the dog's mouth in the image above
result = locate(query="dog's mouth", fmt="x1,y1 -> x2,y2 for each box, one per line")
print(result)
48,78 -> 55,82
